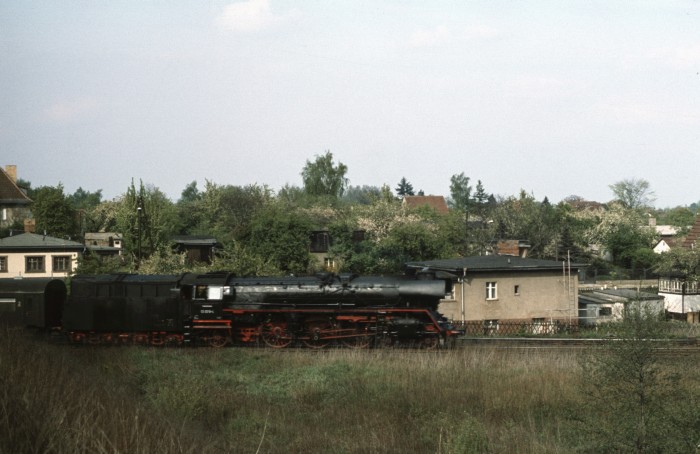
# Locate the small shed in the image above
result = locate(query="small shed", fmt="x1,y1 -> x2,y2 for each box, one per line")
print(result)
578,288 -> 664,326
171,236 -> 220,264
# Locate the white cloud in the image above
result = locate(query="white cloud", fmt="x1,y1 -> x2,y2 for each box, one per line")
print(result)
594,101 -> 700,127
503,76 -> 571,99
43,98 -> 99,123
409,25 -> 451,48
216,0 -> 283,33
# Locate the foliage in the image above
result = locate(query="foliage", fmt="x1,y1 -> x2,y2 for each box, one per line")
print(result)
30,184 -> 79,239
5,329 -> 696,453
578,306 -> 700,452
115,180 -> 178,266
67,187 -> 103,211
75,254 -> 127,275
654,246 -> 700,282
301,150 -> 349,198
656,207 -> 695,234
609,178 -> 655,210
210,241 -> 281,276
448,172 -> 472,212
248,203 -> 314,274
395,177 -> 414,198
490,191 -> 562,259
586,203 -> 657,268
341,185 -> 382,205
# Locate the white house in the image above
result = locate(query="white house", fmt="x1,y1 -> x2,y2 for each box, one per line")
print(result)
0,232 -> 83,278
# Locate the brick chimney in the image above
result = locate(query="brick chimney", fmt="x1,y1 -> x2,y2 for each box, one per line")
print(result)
5,165 -> 17,182
24,219 -> 36,233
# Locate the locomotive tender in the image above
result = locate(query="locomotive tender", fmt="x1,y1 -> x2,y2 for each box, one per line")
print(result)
2,272 -> 462,348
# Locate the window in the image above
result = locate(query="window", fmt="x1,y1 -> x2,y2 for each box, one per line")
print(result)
514,285 -> 520,296
486,282 -> 497,300
323,257 -> 335,271
309,232 -> 331,253
26,256 -> 45,273
0,256 -> 7,273
599,307 -> 612,316
52,256 -> 71,273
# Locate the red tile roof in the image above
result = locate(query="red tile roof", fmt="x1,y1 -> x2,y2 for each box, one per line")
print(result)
682,215 -> 700,249
0,167 -> 31,204
402,196 -> 449,214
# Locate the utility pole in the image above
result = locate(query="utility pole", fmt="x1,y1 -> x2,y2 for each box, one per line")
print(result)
136,197 -> 143,270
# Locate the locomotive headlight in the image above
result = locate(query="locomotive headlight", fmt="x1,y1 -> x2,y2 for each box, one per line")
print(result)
223,286 -> 232,296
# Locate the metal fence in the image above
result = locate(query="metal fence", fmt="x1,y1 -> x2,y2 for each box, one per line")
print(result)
451,320 -> 582,337
451,319 -> 700,338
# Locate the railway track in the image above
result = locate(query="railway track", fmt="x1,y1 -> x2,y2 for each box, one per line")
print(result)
455,336 -> 700,354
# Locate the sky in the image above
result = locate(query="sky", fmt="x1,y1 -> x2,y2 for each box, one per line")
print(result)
1,1 -> 699,208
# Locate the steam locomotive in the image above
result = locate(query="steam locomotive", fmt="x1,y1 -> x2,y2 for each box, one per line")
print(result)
1,272 -> 461,348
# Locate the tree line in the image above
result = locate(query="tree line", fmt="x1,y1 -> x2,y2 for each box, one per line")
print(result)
4,152 -> 699,279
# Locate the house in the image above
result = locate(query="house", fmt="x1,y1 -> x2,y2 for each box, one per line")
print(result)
402,195 -> 449,215
309,229 -> 365,272
0,165 -> 32,231
682,214 -> 700,249
657,215 -> 700,320
578,288 -> 665,326
658,277 -> 700,317
0,232 -> 84,278
653,237 -> 677,254
84,232 -> 123,257
171,236 -> 219,264
406,255 -> 581,326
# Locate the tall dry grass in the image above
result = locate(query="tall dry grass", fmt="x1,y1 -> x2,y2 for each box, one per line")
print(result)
1,327 -> 697,453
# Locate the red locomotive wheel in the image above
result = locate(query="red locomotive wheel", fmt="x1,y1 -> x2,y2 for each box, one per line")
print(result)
260,322 -> 292,348
340,327 -> 372,349
303,321 -> 334,349
420,335 -> 440,350
207,333 -> 229,348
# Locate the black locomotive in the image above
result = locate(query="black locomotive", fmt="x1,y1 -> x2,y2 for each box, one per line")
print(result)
2,272 -> 461,348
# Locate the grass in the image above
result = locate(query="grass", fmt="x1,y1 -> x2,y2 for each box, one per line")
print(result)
1,326 -> 698,453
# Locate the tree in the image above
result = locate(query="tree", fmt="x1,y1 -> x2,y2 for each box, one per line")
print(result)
301,151 -> 349,198
342,185 -> 382,205
609,178 -> 655,210
578,305 -> 699,452
588,203 -> 657,271
248,203 -> 313,274
448,172 -> 472,212
654,246 -> 700,283
395,177 -> 414,198
489,191 -> 562,259
178,181 -> 200,204
115,180 -> 177,268
31,185 -> 79,239
67,187 -> 103,211
448,173 -> 473,253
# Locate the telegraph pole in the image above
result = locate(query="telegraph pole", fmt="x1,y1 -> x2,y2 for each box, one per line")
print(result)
136,197 -> 143,270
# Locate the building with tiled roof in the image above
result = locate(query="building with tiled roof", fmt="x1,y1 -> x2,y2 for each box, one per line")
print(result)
682,215 -> 700,249
0,165 -> 32,230
402,195 -> 449,215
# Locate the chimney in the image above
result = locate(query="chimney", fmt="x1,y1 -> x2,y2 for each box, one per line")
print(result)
24,219 -> 36,233
5,165 -> 17,183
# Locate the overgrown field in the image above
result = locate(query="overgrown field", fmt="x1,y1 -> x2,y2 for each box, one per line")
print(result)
1,327 -> 698,453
